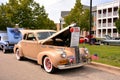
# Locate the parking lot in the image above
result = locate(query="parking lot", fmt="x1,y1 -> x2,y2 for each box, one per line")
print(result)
0,51 -> 120,80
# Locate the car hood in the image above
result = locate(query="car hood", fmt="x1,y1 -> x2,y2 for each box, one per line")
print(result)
41,23 -> 77,44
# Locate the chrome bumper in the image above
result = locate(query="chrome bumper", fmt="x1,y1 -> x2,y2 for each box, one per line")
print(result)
58,62 -> 89,70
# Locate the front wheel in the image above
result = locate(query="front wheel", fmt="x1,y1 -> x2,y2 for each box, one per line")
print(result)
43,57 -> 55,73
2,47 -> 7,53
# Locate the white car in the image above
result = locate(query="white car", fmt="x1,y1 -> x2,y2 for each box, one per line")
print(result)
101,35 -> 120,45
0,32 -> 14,53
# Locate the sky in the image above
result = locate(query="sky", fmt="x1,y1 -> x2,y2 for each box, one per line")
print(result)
0,0 -> 114,23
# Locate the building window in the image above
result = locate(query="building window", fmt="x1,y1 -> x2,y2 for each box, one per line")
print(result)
113,18 -> 118,26
98,10 -> 102,18
103,19 -> 106,27
108,18 -> 112,27
113,6 -> 118,16
103,9 -> 107,17
108,8 -> 112,17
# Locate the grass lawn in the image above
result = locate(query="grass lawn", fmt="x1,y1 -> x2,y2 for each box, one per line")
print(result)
80,44 -> 120,67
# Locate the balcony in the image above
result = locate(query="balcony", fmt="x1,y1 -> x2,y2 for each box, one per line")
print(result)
98,24 -> 101,27
103,14 -> 106,17
108,23 -> 112,27
98,34 -> 101,37
108,13 -> 112,17
98,14 -> 101,18
102,34 -> 106,37
113,11 -> 118,16
103,23 -> 106,27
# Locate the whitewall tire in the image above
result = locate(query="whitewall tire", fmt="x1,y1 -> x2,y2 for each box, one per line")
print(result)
43,57 -> 55,73
15,49 -> 22,60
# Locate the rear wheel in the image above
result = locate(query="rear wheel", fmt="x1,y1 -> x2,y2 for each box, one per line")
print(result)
43,57 -> 55,73
15,49 -> 22,60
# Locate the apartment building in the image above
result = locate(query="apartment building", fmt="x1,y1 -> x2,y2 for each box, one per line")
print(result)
96,0 -> 120,38
60,0 -> 120,38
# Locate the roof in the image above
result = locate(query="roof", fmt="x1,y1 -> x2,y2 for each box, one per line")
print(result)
20,29 -> 56,35
92,6 -> 97,11
61,5 -> 97,17
61,11 -> 70,17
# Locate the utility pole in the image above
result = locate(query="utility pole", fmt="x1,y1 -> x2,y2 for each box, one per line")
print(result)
89,0 -> 92,45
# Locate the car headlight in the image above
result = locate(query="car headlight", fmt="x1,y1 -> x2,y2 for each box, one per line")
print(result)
5,41 -> 9,47
61,52 -> 66,58
57,49 -> 67,58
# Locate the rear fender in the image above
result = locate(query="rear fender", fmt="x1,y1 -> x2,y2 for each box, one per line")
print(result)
14,45 -> 24,57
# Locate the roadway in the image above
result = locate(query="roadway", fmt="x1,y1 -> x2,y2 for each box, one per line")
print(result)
0,51 -> 120,80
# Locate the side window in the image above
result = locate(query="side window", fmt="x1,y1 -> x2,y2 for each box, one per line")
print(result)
26,33 -> 36,41
23,34 -> 27,40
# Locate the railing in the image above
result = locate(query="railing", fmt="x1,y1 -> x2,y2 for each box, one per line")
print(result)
98,24 -> 101,27
102,34 -> 106,37
108,13 -> 112,17
98,14 -> 101,18
103,14 -> 106,17
108,23 -> 112,27
98,34 -> 101,37
113,11 -> 118,16
103,23 -> 106,27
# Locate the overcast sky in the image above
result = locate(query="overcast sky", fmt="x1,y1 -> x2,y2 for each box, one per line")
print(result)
0,0 -> 114,23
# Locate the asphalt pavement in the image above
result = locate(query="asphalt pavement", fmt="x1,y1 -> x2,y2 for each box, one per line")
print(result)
0,51 -> 120,80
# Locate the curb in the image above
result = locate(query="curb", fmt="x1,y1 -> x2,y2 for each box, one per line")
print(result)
89,62 -> 120,75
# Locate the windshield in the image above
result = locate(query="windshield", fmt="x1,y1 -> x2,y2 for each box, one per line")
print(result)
37,32 -> 55,40
49,32 -> 55,35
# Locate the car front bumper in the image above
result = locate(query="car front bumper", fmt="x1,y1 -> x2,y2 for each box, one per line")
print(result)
57,62 -> 90,70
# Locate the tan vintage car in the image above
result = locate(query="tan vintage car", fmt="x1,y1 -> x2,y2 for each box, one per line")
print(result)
14,25 -> 91,73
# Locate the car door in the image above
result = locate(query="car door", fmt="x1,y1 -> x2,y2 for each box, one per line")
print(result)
21,33 -> 39,60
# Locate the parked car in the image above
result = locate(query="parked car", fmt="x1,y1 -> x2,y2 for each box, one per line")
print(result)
14,26 -> 91,73
79,37 -> 89,43
101,35 -> 120,45
0,28 -> 23,53
0,32 -> 14,53
79,37 -> 85,43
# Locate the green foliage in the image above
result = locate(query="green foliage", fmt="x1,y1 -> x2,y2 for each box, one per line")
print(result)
115,20 -> 120,34
81,9 -> 90,31
0,0 -> 55,30
0,4 -> 13,30
80,44 -> 120,67
115,8 -> 120,34
64,0 -> 90,31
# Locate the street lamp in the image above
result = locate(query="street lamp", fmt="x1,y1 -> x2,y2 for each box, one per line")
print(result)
59,17 -> 64,30
89,0 -> 92,45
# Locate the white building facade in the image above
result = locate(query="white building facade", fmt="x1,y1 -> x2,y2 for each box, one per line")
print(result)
96,0 -> 120,38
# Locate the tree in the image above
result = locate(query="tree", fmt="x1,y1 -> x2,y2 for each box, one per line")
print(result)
64,0 -> 90,31
0,3 -> 13,30
115,8 -> 120,36
0,0 -> 55,30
